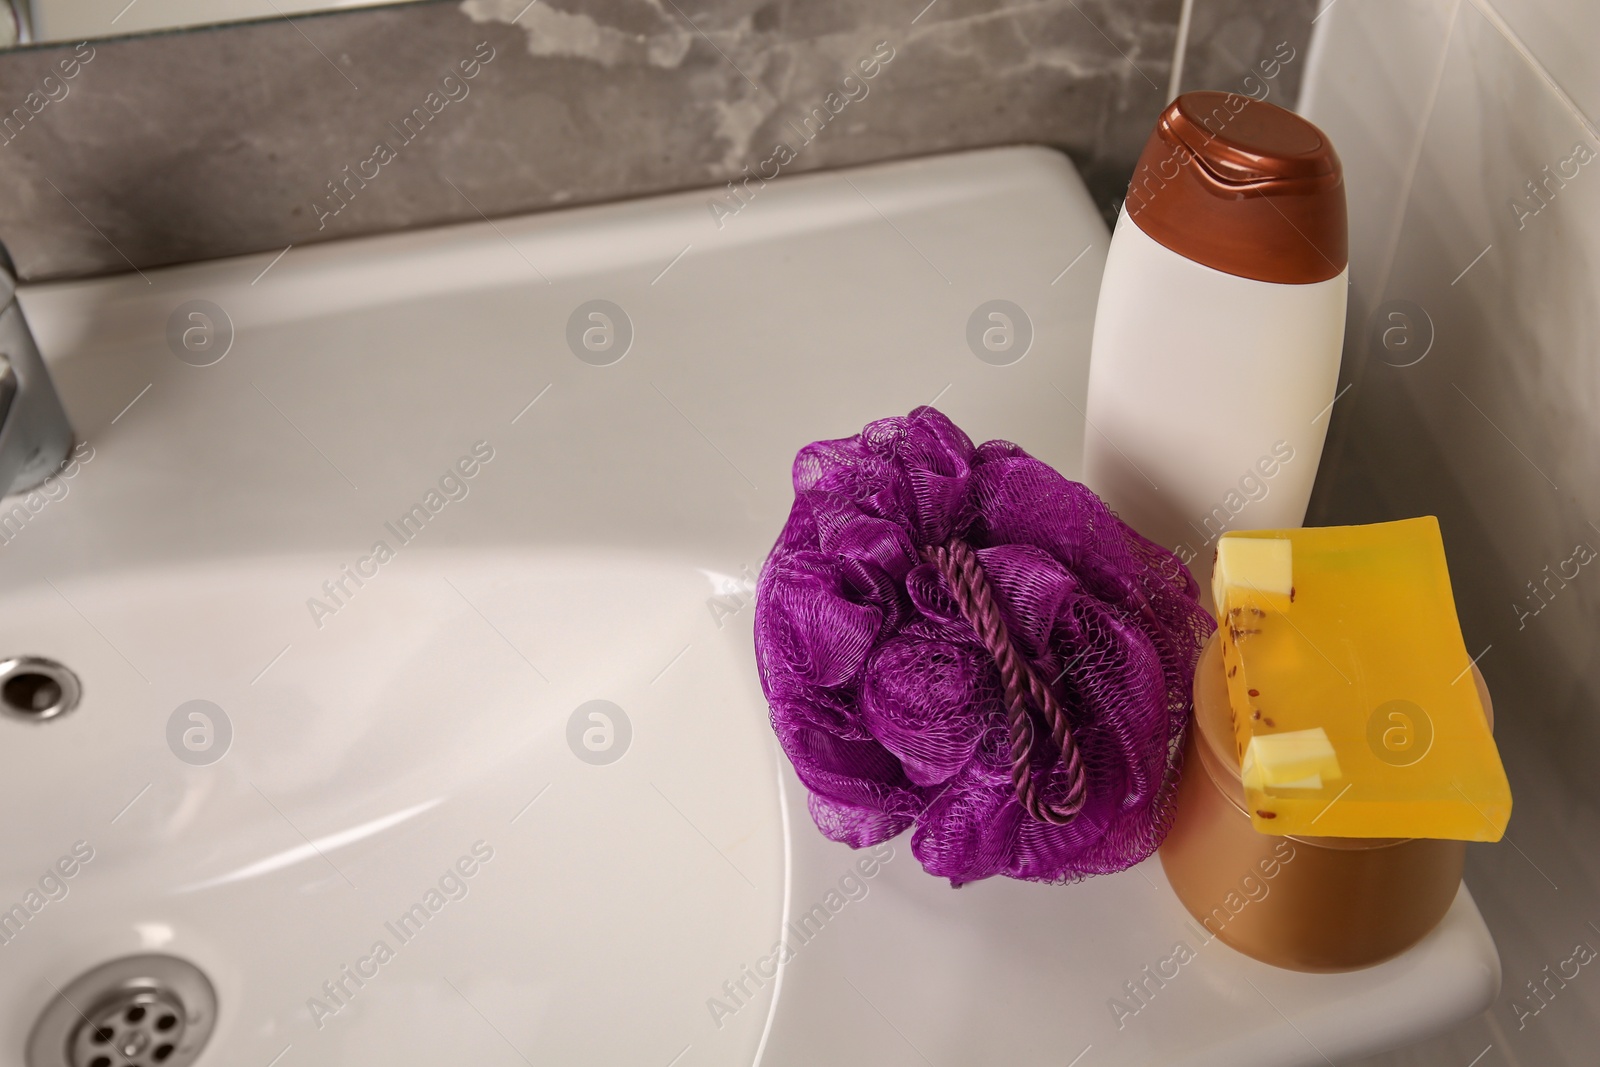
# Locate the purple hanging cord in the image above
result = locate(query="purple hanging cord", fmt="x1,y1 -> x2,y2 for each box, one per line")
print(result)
754,407 -> 1212,886
920,538 -> 1087,825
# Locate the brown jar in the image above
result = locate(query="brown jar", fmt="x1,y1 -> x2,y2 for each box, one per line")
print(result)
1158,633 -> 1492,972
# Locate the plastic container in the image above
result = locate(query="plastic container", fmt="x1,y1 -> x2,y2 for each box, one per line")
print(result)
1158,633 -> 1492,972
1083,92 -> 1349,597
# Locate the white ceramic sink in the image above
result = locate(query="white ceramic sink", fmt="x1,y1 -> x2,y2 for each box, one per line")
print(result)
0,147 -> 1497,1066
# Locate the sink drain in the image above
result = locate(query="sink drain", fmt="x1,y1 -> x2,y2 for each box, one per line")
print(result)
26,955 -> 217,1067
0,657 -> 80,722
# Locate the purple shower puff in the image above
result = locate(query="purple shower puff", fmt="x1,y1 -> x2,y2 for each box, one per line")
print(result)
754,407 -> 1214,886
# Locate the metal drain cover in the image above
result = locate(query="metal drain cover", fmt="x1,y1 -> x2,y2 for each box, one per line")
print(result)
26,955 -> 217,1067
0,656 -> 81,722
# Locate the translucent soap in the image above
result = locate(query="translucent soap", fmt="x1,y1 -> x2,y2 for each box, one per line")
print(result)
1211,518 -> 1511,840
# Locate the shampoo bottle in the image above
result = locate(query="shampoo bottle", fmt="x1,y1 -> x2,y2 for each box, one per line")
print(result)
1082,92 -> 1347,595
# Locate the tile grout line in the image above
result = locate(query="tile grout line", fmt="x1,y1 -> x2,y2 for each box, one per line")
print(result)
1370,0 -> 1463,325
1467,0 -> 1600,142
1166,0 -> 1196,101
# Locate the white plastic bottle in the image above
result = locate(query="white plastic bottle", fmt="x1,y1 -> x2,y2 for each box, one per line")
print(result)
1082,92 -> 1347,596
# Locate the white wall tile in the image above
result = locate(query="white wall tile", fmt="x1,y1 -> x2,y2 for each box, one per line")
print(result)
1306,1 -> 1600,1063
1478,0 -> 1600,127
1301,0 -> 1459,323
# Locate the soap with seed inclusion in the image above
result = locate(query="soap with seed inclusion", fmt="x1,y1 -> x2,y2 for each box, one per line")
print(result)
1211,518 -> 1511,840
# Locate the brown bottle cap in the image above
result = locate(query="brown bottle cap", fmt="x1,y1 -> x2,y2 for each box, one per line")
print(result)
1123,92 -> 1347,284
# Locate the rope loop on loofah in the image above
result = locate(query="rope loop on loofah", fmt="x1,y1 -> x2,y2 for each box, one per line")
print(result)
920,539 -> 1088,825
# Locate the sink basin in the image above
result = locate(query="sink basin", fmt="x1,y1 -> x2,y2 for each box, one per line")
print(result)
1,147 -> 1497,1066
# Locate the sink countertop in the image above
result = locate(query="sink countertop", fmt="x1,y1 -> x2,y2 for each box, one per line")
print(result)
1,146 -> 1498,1066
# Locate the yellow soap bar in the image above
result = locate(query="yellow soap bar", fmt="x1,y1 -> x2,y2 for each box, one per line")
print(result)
1214,518 -> 1512,840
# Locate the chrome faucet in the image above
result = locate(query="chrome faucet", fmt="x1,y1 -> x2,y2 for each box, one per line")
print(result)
0,245 -> 72,496
0,0 -> 33,49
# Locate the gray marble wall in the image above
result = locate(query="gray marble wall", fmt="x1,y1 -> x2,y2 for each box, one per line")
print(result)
0,0 -> 1317,281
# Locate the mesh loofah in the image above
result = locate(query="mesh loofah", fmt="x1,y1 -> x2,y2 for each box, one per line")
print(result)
754,407 -> 1214,886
